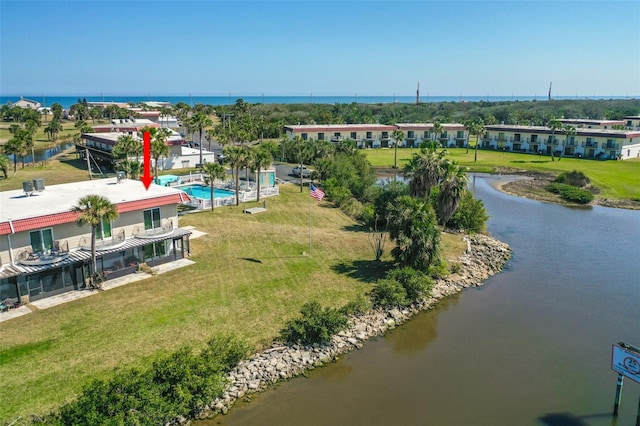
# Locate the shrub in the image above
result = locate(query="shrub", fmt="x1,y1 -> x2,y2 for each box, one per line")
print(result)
280,301 -> 349,345
546,182 -> 594,204
369,278 -> 407,308
385,267 -> 433,302
427,261 -> 450,279
446,190 -> 489,233
340,197 -> 364,219
340,294 -> 373,316
555,170 -> 590,187
55,336 -> 247,424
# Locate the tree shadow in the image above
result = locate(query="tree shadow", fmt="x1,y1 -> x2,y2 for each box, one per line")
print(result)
510,160 -> 550,164
538,412 -> 614,426
331,259 -> 391,283
342,224 -> 370,233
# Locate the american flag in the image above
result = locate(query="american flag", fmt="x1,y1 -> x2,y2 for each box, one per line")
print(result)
310,184 -> 325,203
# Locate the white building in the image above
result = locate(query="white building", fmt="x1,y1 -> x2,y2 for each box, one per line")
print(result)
482,124 -> 640,160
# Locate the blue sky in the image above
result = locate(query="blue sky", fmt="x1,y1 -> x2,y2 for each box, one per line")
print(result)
1,0 -> 638,97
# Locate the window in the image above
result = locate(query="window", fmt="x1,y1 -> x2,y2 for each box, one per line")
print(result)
382,131 -> 389,139
424,131 -> 429,138
144,208 -> 161,230
301,133 -> 308,141
350,132 -> 357,139
514,133 -> 521,142
366,132 -> 372,139
441,132 -> 448,138
498,132 -> 505,141
97,219 -> 112,240
30,229 -> 53,253
457,130 -> 465,139
317,133 -> 325,141
531,134 -> 538,142
407,131 -> 414,139
334,132 -> 341,138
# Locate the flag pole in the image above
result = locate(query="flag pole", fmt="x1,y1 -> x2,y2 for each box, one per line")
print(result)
308,185 -> 312,257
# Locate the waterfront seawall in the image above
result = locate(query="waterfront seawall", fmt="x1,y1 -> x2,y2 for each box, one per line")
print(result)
184,234 -> 511,423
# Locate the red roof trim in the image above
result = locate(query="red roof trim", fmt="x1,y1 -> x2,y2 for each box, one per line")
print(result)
0,194 -> 183,235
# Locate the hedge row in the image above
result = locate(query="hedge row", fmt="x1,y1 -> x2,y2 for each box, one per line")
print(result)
546,182 -> 594,204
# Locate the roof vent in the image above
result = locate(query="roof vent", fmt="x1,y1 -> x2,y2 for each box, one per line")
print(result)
23,181 -> 34,195
33,178 -> 45,192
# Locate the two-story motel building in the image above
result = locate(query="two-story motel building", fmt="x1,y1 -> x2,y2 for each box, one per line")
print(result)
283,123 -> 468,148
0,178 -> 192,303
481,124 -> 640,159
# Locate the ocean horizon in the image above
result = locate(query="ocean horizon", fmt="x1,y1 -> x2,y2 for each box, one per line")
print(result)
1,94 -> 637,110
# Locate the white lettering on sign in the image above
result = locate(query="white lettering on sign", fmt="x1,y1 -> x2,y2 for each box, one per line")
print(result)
612,344 -> 640,384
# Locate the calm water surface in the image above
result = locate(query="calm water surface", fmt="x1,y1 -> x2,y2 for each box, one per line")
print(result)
206,174 -> 639,426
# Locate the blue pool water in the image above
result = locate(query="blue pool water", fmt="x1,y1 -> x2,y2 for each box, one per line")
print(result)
180,184 -> 235,200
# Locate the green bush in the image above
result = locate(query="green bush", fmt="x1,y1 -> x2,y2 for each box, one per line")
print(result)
546,182 -> 594,204
446,190 -> 489,233
555,170 -> 590,187
340,197 -> 364,219
385,267 -> 433,302
280,301 -> 349,345
369,278 -> 407,308
54,336 -> 247,425
340,294 -> 373,316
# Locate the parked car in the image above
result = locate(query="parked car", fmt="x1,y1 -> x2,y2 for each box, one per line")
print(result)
292,166 -> 312,178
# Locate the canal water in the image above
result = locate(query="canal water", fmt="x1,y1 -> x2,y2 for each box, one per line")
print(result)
207,174 -> 640,426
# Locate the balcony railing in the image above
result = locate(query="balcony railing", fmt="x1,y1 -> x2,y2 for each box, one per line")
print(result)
79,229 -> 126,251
330,136 -> 343,142
133,219 -> 174,239
17,240 -> 69,266
582,141 -> 598,148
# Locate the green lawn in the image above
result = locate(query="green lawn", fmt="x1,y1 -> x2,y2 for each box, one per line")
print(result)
0,184 -> 470,422
364,146 -> 640,201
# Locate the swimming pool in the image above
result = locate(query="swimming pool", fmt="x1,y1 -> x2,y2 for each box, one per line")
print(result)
179,184 -> 235,200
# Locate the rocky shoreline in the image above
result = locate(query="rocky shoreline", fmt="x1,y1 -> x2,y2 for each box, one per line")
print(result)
175,234 -> 511,424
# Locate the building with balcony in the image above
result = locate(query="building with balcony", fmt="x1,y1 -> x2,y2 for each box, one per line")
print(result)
558,119 -> 625,129
77,130 -> 217,172
0,178 -> 192,303
283,123 -> 467,148
482,124 -> 640,159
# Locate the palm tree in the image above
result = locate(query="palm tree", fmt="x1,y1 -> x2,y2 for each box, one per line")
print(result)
404,146 -> 447,199
436,161 -> 468,226
24,121 -> 37,166
44,118 -> 62,141
224,145 -> 249,206
249,147 -> 273,201
547,118 -> 562,162
291,136 -> 312,193
3,137 -> 24,175
188,111 -> 213,167
392,129 -> 404,169
386,195 -> 441,271
8,129 -> 29,169
468,119 -> 486,163
151,128 -> 171,182
113,134 -> 143,177
0,154 -> 10,178
72,195 -> 119,280
202,162 -> 227,211
432,121 -> 443,146
558,124 -> 576,162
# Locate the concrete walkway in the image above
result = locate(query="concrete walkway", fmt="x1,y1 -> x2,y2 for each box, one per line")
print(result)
0,258 -> 195,323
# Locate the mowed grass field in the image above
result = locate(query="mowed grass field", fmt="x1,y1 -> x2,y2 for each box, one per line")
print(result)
364,146 -> 640,201
0,181 -> 467,421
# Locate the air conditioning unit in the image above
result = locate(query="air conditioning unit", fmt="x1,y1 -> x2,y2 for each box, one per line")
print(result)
23,181 -> 34,195
33,178 -> 45,191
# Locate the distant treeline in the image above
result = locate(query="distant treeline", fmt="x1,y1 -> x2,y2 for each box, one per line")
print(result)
210,98 -> 640,139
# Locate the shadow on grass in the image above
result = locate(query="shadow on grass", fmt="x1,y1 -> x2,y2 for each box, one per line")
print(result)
342,224 -> 370,233
238,257 -> 263,264
510,160 -> 550,164
538,411 -> 613,426
331,259 -> 391,283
